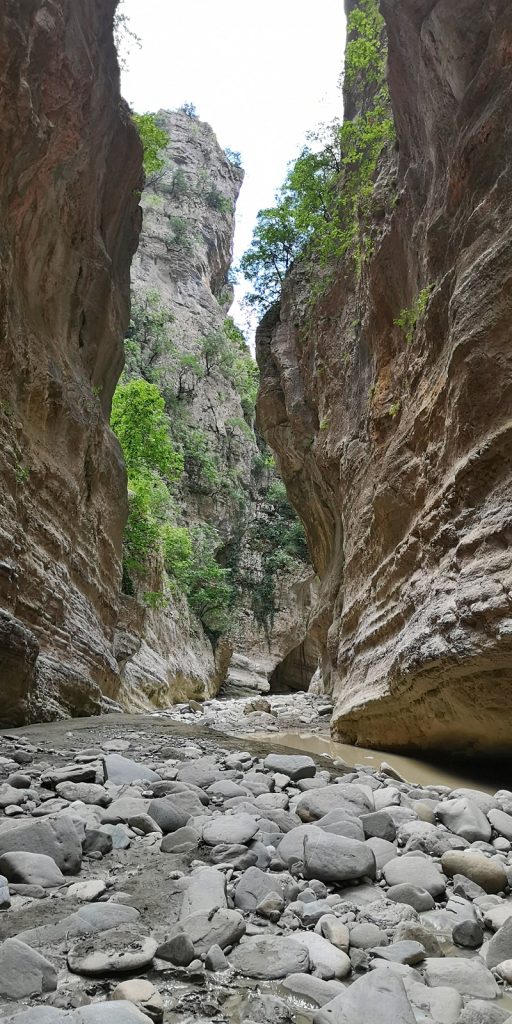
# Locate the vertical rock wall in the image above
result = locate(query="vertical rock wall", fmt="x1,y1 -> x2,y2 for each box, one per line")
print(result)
257,0 -> 512,755
0,0 -> 142,722
119,111 -> 317,706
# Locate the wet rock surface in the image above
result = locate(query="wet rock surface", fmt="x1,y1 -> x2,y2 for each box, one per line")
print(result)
0,710 -> 511,1022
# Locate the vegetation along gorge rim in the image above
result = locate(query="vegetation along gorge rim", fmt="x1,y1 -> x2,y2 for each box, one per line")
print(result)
1,0 -> 512,1021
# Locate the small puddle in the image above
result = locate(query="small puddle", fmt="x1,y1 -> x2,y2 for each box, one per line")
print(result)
254,730 -> 498,793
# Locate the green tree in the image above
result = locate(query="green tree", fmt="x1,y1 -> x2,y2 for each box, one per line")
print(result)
241,0 -> 394,311
240,197 -> 305,312
186,527 -> 233,636
111,379 -> 183,481
132,113 -> 169,180
124,291 -> 173,382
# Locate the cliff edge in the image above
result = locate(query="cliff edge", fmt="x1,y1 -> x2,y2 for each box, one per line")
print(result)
257,0 -> 512,756
0,0 -> 142,722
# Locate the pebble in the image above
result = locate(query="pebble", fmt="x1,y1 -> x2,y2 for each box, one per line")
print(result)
0,700 -> 510,1021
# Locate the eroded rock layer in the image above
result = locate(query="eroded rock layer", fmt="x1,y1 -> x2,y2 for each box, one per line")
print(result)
0,0 -> 142,721
257,0 -> 512,755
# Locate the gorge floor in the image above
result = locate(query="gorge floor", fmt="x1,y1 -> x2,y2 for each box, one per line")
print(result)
0,698 -> 512,1023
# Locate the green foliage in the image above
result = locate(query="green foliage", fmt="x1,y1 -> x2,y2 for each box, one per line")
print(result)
166,215 -> 190,250
240,198 -> 305,311
394,286 -> 433,343
123,471 -> 170,576
111,379 -> 183,481
388,400 -> 401,418
206,187 -> 232,214
125,291 -> 173,382
249,478 -> 309,635
171,168 -> 188,199
241,0 -> 394,312
180,427 -> 220,493
185,526 -> 233,636
162,525 -> 193,590
344,0 -> 386,90
223,318 -> 259,420
132,113 -> 169,180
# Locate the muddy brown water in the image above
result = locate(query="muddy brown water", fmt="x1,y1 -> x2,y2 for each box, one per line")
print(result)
256,730 -> 506,794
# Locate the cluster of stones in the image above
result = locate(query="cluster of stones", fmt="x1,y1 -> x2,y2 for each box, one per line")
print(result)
0,730 -> 512,1023
151,691 -> 333,736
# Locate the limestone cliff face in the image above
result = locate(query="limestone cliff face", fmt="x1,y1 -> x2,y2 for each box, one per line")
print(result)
257,0 -> 512,755
0,0 -> 142,722
120,111 -> 316,705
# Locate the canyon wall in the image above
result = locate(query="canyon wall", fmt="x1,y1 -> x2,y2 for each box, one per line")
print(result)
0,0 -> 142,722
257,0 -> 512,755
119,111 -> 316,706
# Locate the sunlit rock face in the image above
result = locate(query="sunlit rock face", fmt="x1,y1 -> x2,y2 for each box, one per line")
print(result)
0,0 -> 142,721
119,111 -> 317,707
257,0 -> 512,756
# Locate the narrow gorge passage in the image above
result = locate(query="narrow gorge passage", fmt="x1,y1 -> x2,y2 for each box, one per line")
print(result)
1,0 -> 512,1022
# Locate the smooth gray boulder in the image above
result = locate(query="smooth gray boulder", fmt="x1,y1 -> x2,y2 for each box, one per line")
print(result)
282,974 -> 345,1007
55,782 -> 111,807
229,935 -> 309,978
0,1011 -> 65,1024
294,931 -> 351,979
436,797 -> 491,843
0,850 -> 64,887
16,903 -> 140,948
176,757 -> 221,788
487,916 -> 512,969
202,812 -> 259,846
147,798 -> 189,834
68,926 -> 157,975
0,815 -> 82,873
458,1000 -> 510,1024
180,866 -> 226,917
234,865 -> 283,910
315,810 -> 365,842
103,754 -> 160,785
383,856 -> 446,898
66,1006 -> 153,1023
424,957 -> 499,998
489,808 -> 512,842
160,826 -> 200,853
361,811 -> 396,842
441,849 -> 507,894
160,907 -> 245,956
297,784 -> 373,823
314,968 -> 416,1024
0,937 -> 57,999
263,754 -> 316,781
386,883 -> 434,912
276,825 -> 375,883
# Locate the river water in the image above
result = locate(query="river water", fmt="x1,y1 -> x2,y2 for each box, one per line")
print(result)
258,730 -> 501,794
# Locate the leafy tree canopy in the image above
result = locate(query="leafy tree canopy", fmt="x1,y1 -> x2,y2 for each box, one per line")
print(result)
111,378 -> 183,482
132,113 -> 169,180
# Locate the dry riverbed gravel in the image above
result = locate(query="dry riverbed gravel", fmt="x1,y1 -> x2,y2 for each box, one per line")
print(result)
0,703 -> 511,1023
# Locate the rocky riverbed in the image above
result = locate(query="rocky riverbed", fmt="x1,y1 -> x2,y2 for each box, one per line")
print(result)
0,703 -> 512,1023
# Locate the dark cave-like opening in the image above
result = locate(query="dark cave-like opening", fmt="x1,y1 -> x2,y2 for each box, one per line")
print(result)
269,639 -> 318,694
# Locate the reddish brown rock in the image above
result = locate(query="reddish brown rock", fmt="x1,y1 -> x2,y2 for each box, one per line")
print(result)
0,0 -> 142,721
257,0 -> 512,755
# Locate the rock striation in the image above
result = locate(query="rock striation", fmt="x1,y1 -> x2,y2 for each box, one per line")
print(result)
256,0 -> 512,755
119,110 -> 316,707
0,0 -> 142,722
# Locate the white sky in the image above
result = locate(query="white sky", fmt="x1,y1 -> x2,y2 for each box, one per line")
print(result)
121,0 -> 346,333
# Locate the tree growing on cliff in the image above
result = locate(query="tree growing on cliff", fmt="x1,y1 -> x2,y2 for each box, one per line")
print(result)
240,0 -> 394,311
132,113 -> 169,182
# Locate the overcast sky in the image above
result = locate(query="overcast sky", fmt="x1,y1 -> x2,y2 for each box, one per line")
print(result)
121,0 -> 346,331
